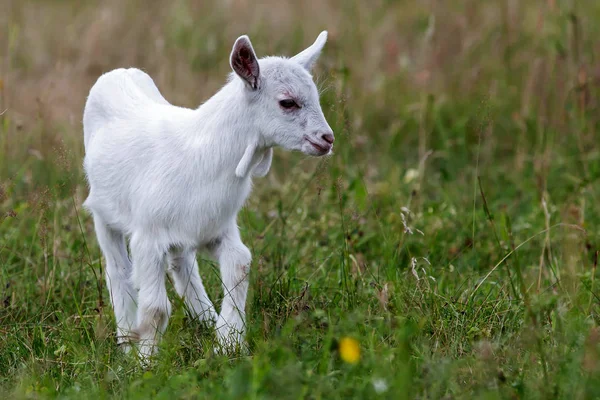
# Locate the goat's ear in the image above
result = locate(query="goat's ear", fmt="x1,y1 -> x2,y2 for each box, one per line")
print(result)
291,31 -> 328,71
230,35 -> 260,90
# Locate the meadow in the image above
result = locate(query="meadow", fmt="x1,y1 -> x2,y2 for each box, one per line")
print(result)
1,0 -> 600,398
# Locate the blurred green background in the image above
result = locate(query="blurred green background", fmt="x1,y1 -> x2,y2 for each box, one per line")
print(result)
1,0 -> 600,398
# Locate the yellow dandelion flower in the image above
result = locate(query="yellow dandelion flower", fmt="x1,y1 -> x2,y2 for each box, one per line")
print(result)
339,337 -> 360,364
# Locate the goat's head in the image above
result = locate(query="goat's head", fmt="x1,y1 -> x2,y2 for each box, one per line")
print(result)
230,31 -> 334,156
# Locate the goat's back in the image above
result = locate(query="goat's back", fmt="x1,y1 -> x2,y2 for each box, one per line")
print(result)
83,68 -> 169,149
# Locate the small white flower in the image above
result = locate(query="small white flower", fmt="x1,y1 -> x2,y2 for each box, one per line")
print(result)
372,378 -> 389,394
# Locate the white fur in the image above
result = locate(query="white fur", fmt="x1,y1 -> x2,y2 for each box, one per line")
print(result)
82,31 -> 333,359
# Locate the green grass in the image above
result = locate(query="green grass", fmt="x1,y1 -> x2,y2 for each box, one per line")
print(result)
1,0 -> 600,398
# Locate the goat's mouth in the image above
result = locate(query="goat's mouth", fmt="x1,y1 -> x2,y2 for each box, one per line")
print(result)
304,137 -> 332,155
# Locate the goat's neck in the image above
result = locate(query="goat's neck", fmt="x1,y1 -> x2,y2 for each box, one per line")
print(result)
187,80 -> 267,178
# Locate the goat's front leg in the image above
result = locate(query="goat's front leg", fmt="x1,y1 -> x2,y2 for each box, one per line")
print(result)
130,234 -> 171,361
210,221 -> 252,353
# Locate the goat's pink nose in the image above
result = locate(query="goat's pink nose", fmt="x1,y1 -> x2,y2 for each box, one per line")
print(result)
321,132 -> 335,144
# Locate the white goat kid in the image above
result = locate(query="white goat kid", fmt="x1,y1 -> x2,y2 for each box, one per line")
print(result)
82,31 -> 334,358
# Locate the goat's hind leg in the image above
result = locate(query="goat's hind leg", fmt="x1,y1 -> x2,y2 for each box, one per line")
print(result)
92,214 -> 137,351
130,234 -> 171,361
168,248 -> 216,323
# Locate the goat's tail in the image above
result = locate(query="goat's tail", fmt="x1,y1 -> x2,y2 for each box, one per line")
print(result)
83,68 -> 169,151
83,73 -> 113,151
82,69 -> 127,150
82,96 -> 99,151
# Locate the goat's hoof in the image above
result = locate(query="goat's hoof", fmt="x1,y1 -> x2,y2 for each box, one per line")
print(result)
214,322 -> 247,355
136,341 -> 159,366
117,331 -> 138,354
200,308 -> 218,325
117,341 -> 133,354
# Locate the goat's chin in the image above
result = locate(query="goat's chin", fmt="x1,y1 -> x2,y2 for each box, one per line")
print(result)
299,142 -> 332,157
306,149 -> 332,157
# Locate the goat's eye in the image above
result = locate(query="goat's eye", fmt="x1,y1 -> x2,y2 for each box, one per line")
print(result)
279,99 -> 299,109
